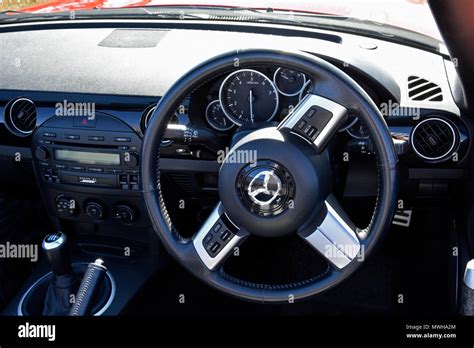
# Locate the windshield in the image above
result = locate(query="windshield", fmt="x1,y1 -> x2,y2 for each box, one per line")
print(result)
0,0 -> 442,41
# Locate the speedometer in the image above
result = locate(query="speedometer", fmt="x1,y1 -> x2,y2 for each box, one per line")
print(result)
219,69 -> 279,125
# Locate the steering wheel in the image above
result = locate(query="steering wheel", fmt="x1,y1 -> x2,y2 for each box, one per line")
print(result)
142,49 -> 398,303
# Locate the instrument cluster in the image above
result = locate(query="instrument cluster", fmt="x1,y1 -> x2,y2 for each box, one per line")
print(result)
202,67 -> 311,132
195,66 -> 368,140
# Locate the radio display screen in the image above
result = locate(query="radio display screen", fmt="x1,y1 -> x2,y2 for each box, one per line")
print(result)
54,149 -> 120,165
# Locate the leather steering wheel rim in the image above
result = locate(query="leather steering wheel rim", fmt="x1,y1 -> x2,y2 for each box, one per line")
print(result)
142,49 -> 399,303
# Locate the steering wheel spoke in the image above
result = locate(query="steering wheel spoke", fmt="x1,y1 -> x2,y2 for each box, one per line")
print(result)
192,203 -> 249,271
298,197 -> 361,270
278,93 -> 348,153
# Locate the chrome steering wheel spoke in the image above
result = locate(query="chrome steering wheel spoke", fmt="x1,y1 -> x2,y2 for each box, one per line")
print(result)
278,93 -> 348,153
298,197 -> 361,270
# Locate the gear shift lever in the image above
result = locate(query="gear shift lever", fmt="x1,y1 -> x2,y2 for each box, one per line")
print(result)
41,232 -> 78,315
18,231 -> 113,316
42,232 -> 73,276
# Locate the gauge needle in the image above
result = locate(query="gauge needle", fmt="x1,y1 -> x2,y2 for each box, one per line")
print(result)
249,89 -> 254,122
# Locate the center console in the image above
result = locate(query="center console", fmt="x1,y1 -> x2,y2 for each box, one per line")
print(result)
31,112 -> 146,228
1,112 -> 166,316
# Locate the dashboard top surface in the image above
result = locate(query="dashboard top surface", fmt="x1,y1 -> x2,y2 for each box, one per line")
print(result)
0,21 -> 459,114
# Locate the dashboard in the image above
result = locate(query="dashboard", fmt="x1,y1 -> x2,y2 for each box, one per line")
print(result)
0,21 -> 470,233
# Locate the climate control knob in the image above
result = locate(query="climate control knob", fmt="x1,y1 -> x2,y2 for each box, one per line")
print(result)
85,202 -> 104,221
35,145 -> 50,161
55,195 -> 77,217
114,205 -> 136,224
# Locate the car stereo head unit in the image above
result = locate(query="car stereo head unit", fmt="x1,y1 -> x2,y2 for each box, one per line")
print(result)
32,113 -> 142,191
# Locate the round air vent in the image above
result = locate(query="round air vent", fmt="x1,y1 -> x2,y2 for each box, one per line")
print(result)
140,105 -> 178,134
5,98 -> 37,136
140,105 -> 157,134
410,117 -> 458,162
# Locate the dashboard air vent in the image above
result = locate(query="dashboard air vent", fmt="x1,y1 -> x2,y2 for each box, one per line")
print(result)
410,118 -> 458,162
407,76 -> 443,102
141,105 -> 157,134
141,105 -> 179,134
5,98 -> 37,136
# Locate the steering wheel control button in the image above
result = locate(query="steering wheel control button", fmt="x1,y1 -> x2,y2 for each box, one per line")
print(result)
220,230 -> 231,241
297,119 -> 307,130
294,107 -> 330,143
304,125 -> 319,140
203,219 -> 236,257
237,161 -> 295,217
210,242 -> 221,254
204,233 -> 213,244
305,107 -> 317,118
278,94 -> 348,151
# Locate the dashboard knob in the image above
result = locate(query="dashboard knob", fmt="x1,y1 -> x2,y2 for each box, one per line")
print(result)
85,202 -> 104,221
55,194 -> 77,217
114,205 -> 136,224
35,145 -> 50,161
124,152 -> 139,168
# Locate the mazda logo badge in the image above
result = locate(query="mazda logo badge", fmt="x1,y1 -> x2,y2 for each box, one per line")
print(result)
237,161 -> 295,217
247,170 -> 282,206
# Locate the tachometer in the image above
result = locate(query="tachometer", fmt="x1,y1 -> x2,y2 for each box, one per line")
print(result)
273,68 -> 307,96
219,69 -> 279,125
205,100 -> 234,131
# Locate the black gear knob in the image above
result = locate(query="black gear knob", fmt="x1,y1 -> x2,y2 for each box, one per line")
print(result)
42,232 -> 72,276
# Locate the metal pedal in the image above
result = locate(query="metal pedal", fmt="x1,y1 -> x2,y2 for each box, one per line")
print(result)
392,210 -> 412,227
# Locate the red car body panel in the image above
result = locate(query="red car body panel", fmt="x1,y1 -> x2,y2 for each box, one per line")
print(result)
15,0 -> 441,41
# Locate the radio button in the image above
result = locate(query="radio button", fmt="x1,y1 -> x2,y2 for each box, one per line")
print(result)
88,167 -> 104,173
124,152 -> 139,168
106,169 -> 123,174
35,146 -> 50,161
118,146 -> 129,150
88,136 -> 104,141
54,164 -> 67,170
43,132 -> 56,138
70,166 -> 85,171
65,134 -> 80,140
114,137 -> 131,142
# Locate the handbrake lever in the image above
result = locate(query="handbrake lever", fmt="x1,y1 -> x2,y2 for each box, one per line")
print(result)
69,259 -> 108,316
